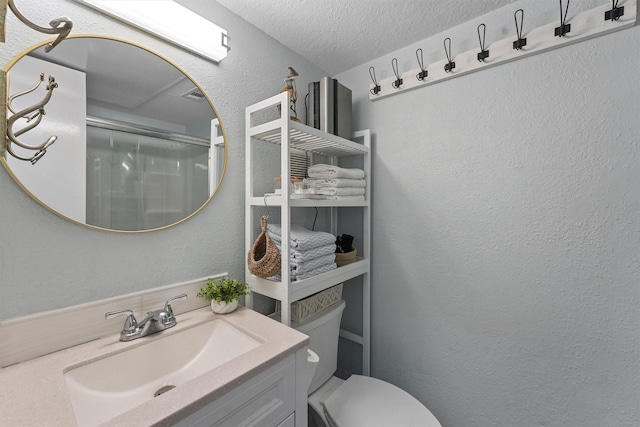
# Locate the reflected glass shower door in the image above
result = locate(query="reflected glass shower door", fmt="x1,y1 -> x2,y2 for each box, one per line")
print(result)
86,127 -> 210,231
110,132 -> 142,231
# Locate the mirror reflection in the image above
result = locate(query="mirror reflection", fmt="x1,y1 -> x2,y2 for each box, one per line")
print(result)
3,35 -> 226,232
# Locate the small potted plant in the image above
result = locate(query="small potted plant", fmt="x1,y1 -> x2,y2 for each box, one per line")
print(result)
197,277 -> 251,314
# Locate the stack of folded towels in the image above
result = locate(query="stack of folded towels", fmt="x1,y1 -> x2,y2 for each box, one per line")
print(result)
267,223 -> 337,281
307,164 -> 366,201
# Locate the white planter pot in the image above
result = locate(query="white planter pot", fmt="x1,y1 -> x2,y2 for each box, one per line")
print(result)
210,299 -> 239,314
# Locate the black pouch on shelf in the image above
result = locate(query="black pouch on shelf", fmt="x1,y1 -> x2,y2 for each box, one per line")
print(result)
336,234 -> 354,253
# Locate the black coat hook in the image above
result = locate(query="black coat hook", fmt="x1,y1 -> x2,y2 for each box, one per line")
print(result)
513,9 -> 527,50
554,0 -> 571,37
443,38 -> 455,72
416,48 -> 428,80
369,66 -> 381,95
477,24 -> 490,62
391,58 -> 403,89
605,0 -> 624,21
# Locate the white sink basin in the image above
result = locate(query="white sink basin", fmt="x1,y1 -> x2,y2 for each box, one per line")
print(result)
64,319 -> 261,426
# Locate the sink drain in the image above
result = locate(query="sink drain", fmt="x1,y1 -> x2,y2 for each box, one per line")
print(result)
154,385 -> 176,397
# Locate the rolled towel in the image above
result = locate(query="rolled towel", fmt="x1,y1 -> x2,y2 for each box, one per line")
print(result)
308,178 -> 366,188
308,164 -> 365,179
316,187 -> 365,196
267,224 -> 336,250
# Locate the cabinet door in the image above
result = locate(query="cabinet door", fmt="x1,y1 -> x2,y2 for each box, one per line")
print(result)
175,355 -> 296,427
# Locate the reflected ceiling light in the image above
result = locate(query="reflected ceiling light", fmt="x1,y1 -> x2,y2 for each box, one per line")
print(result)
73,0 -> 229,62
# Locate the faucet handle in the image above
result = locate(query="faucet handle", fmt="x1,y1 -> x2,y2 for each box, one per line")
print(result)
158,294 -> 187,328
164,294 -> 188,315
105,309 -> 138,332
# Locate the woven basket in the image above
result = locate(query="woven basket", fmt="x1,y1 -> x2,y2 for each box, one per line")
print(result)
335,247 -> 357,267
247,216 -> 281,278
277,283 -> 343,323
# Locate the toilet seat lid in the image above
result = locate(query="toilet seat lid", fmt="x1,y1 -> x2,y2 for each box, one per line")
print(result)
323,375 -> 441,427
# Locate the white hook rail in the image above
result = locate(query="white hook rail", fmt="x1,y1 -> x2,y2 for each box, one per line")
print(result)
369,0 -> 636,101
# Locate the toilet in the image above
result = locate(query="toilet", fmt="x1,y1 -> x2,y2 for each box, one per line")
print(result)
293,300 -> 442,427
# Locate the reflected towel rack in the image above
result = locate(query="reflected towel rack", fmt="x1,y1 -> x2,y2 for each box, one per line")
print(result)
5,72 -> 59,164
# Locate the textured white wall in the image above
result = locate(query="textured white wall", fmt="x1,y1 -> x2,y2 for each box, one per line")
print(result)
0,0 -> 327,319
2,1 -> 638,426
336,0 -> 640,426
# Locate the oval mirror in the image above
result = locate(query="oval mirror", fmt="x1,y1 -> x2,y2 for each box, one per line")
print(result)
2,35 -> 227,232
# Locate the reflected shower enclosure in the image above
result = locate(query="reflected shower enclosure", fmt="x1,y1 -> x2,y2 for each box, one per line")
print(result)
86,125 -> 211,231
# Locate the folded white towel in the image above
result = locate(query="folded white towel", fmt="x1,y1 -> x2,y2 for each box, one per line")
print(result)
308,178 -> 366,188
324,195 -> 365,201
290,194 -> 327,200
270,262 -> 337,282
308,164 -> 365,179
292,254 -> 336,274
267,224 -> 336,250
316,187 -> 366,196
275,242 -> 337,262
291,262 -> 336,280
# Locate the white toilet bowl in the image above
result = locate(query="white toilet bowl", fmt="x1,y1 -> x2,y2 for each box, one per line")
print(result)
293,300 -> 442,427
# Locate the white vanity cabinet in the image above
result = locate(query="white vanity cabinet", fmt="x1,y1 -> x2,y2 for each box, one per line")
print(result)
245,92 -> 371,375
0,306 -> 310,427
174,348 -> 307,427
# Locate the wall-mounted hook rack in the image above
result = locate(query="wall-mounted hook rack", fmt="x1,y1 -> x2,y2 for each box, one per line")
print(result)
369,0 -> 636,101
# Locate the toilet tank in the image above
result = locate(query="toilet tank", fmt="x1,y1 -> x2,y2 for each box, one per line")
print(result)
293,300 -> 345,394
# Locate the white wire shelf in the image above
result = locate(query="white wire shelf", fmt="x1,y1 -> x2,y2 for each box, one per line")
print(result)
247,96 -> 368,157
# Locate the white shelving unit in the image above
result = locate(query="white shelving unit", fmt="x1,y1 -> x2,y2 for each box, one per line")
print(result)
245,92 -> 371,375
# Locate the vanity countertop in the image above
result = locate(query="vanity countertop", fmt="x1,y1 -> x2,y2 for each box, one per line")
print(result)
0,306 -> 308,426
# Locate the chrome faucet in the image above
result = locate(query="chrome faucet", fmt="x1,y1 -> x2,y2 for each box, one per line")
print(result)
105,294 -> 188,342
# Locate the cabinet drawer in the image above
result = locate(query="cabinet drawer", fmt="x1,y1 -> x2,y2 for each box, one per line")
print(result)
176,355 -> 295,427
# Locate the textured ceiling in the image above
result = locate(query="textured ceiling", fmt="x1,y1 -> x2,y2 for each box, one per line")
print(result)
216,0 -> 520,75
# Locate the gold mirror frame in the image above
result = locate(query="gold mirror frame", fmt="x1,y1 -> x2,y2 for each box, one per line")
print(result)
1,34 -> 228,233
